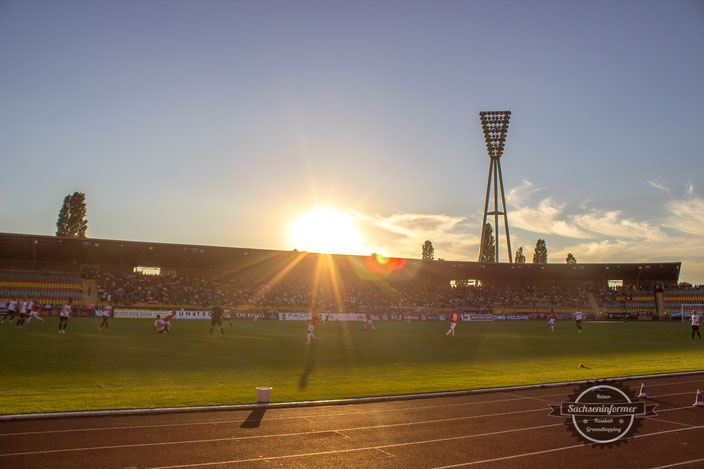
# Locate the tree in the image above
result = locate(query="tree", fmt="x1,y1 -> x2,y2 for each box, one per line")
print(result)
56,192 -> 88,238
479,223 -> 495,263
422,240 -> 434,260
566,253 -> 577,264
514,246 -> 526,263
532,239 -> 548,264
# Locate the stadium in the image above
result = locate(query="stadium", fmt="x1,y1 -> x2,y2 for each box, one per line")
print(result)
2,2 -> 704,468
1,230 -> 703,467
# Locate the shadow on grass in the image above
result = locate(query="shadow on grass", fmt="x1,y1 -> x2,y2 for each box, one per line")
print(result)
240,406 -> 267,428
298,345 -> 317,390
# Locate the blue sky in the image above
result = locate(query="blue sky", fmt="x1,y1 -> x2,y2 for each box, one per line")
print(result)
1,0 -> 703,283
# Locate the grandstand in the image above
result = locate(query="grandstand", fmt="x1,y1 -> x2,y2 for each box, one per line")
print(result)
0,270 -> 81,303
0,231 -> 694,319
663,288 -> 704,318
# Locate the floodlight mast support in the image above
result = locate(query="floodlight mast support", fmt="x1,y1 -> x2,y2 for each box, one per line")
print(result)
477,111 -> 513,263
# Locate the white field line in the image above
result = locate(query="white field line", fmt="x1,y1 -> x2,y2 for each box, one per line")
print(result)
0,386 -> 698,438
431,425 -> 704,468
2,372 -> 702,422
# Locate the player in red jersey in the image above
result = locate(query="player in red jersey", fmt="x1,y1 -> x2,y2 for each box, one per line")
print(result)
306,311 -> 319,344
445,312 -> 459,337
25,301 -> 44,325
549,309 -> 557,333
363,311 -> 376,330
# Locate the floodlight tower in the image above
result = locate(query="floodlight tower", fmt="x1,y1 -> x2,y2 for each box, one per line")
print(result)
478,111 -> 513,263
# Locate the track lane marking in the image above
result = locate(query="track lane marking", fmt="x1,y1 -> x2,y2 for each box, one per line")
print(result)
143,423 -> 565,468
430,424 -> 704,468
0,408 -> 558,457
1,393 -> 699,464
0,393 -> 697,457
650,457 -> 704,468
0,395 -> 537,437
645,417 -> 694,428
140,423 -> 704,469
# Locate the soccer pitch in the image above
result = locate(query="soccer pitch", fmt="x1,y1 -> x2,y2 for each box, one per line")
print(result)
1,318 -> 702,415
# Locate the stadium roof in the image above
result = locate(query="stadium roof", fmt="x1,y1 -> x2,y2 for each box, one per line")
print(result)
0,232 -> 681,287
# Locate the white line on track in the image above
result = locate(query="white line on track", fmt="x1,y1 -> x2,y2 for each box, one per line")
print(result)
1,380 -> 700,438
143,423 -> 564,469
145,423 -> 704,469
0,394 -> 534,437
645,417 -> 695,428
0,407 -> 557,457
650,457 -> 704,468
1,403 -> 698,461
430,425 -> 704,468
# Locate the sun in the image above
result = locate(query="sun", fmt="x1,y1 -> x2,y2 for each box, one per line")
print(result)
290,207 -> 365,255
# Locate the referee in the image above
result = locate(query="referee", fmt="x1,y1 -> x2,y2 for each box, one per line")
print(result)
210,305 -> 225,336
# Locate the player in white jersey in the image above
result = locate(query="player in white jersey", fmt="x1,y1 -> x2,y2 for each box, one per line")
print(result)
445,312 -> 459,337
575,310 -> 583,332
222,309 -> 233,328
363,311 -> 376,330
58,298 -> 72,334
548,310 -> 557,333
25,301 -> 44,325
99,305 -> 112,331
16,299 -> 29,328
691,310 -> 702,340
153,311 -> 176,334
405,312 -> 411,325
3,298 -> 18,324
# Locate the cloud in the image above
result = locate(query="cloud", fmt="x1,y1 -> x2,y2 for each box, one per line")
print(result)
510,198 -> 589,238
572,210 -> 665,241
348,181 -> 704,283
353,212 -> 476,260
665,193 -> 704,236
507,180 -> 544,206
507,180 -> 665,241
648,180 -> 671,194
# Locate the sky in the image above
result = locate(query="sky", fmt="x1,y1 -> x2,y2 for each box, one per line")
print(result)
1,0 -> 703,283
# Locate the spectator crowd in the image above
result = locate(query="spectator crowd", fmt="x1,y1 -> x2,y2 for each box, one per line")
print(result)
96,271 -> 592,312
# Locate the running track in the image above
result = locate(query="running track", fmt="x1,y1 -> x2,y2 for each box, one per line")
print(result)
1,373 -> 703,468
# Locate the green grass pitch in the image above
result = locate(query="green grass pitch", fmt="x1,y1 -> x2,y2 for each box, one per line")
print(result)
0,317 -> 703,415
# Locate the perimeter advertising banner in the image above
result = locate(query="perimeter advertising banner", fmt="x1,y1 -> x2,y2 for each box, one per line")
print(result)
460,313 -> 496,321
494,314 -> 532,320
113,309 -> 280,320
114,309 -> 211,319
278,312 -> 369,321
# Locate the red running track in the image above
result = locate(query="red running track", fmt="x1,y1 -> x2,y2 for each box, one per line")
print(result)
1,373 -> 703,468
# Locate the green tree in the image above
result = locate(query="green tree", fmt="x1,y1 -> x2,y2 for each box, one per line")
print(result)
566,253 -> 577,264
514,246 -> 526,263
56,192 -> 88,238
479,223 -> 495,263
422,240 -> 434,260
532,239 -> 548,264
